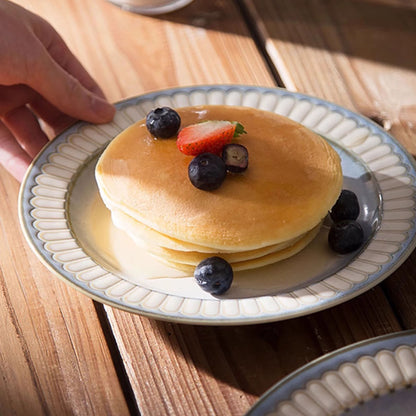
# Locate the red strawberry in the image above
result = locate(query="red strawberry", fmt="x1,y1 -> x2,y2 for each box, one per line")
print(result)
177,120 -> 246,156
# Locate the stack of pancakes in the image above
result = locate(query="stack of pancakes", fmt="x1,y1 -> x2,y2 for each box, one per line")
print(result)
95,105 -> 342,272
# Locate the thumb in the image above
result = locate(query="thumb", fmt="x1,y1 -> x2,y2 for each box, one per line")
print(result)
28,50 -> 115,124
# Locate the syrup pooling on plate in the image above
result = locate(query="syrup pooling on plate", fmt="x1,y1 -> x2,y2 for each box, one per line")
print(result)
94,105 -> 344,293
68,135 -> 378,299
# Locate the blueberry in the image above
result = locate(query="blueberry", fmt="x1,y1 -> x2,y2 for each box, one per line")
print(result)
194,257 -> 233,295
328,220 -> 364,254
146,107 -> 181,138
222,143 -> 249,173
330,189 -> 360,222
188,153 -> 227,190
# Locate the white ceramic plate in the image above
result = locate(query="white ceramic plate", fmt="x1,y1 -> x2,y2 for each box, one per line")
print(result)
246,330 -> 416,416
19,85 -> 416,324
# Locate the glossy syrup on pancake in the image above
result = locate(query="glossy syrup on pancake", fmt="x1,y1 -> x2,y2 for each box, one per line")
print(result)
95,105 -> 343,270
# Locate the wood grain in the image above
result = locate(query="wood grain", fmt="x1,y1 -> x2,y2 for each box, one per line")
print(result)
103,286 -> 401,415
8,0 -> 276,415
243,0 -> 416,330
18,0 -> 276,100
0,166 -> 130,415
4,0 -> 415,415
243,0 -> 416,153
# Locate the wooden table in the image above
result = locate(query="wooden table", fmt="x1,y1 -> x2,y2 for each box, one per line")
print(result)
2,0 -> 416,414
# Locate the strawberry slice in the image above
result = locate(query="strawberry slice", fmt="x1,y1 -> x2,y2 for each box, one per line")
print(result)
177,120 -> 246,156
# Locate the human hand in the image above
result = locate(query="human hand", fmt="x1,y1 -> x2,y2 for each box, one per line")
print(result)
0,1 -> 115,182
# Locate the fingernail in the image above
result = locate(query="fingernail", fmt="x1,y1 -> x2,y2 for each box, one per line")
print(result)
90,96 -> 116,122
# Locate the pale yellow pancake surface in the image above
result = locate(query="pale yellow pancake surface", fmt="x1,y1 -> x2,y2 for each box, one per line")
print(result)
96,105 -> 342,251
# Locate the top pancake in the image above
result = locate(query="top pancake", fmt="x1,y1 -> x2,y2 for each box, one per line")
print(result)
95,105 -> 342,251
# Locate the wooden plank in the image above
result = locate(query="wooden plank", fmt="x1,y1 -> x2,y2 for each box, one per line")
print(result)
1,4 -> 133,413
0,168 -> 130,415
18,0 -> 275,100
243,0 -> 416,329
104,287 -> 401,414
9,0 -> 276,414
240,0 -> 416,346
382,251 -> 416,328
243,0 -> 416,153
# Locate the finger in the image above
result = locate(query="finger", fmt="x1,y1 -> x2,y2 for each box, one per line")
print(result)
30,94 -> 76,134
32,15 -> 108,99
2,105 -> 49,158
0,120 -> 31,182
28,46 -> 115,124
0,84 -> 37,115
46,33 -> 107,99
0,85 -> 74,138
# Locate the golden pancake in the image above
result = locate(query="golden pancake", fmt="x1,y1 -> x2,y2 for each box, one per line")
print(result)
100,188 -> 229,253
144,225 -> 319,267
153,225 -> 321,272
96,105 -> 342,257
108,205 -> 301,255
